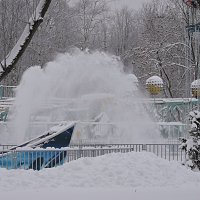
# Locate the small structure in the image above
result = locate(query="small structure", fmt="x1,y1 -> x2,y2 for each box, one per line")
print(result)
191,79 -> 200,98
146,76 -> 163,96
0,122 -> 76,170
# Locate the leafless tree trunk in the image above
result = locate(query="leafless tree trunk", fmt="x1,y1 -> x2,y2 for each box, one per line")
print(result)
0,0 -> 52,82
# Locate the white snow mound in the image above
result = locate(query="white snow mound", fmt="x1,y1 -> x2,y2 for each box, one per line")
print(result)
0,152 -> 200,191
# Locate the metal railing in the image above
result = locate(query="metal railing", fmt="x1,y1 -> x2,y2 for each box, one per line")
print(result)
0,149 -> 67,170
0,144 -> 16,151
0,144 -> 186,170
0,85 -> 16,99
69,143 -> 186,161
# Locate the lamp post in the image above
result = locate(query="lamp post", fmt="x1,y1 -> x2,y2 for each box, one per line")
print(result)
146,76 -> 163,96
146,75 -> 163,121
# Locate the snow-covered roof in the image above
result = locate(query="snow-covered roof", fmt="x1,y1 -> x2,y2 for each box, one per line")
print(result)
146,76 -> 163,86
13,121 -> 76,149
158,121 -> 186,126
191,79 -> 200,89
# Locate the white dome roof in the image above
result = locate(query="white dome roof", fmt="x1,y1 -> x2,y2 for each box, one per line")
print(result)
146,76 -> 163,85
127,74 -> 138,83
191,79 -> 200,88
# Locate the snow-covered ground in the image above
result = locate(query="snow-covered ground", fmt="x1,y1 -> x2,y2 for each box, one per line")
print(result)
1,151 -> 200,200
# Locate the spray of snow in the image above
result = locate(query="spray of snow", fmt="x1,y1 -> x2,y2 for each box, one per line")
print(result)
5,49 -> 159,144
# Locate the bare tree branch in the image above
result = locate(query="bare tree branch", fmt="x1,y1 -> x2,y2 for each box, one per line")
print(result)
0,0 -> 52,82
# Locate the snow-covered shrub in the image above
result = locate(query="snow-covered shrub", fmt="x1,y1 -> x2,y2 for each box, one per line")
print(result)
180,110 -> 200,171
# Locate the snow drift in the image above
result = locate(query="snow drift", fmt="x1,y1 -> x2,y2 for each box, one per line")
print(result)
0,151 -> 199,190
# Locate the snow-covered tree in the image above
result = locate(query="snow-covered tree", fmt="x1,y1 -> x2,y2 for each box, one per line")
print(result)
127,0 -> 187,97
0,0 -> 52,82
72,0 -> 108,50
109,7 -> 135,56
180,110 -> 200,171
1,0 -> 197,98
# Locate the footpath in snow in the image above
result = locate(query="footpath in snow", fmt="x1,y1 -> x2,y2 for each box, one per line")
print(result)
1,151 -> 200,200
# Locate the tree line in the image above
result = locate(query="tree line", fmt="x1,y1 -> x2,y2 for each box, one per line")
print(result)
0,0 -> 198,98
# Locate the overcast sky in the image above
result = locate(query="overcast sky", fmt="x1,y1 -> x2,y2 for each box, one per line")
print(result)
110,0 -> 151,10
69,0 -> 152,10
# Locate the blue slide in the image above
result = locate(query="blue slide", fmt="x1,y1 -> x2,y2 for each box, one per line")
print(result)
0,122 -> 75,170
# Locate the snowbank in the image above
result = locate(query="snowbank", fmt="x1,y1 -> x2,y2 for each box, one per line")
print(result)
1,151 -> 200,199
1,152 -> 200,190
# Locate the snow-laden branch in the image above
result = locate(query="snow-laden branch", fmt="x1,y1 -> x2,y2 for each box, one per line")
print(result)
0,0 -> 52,81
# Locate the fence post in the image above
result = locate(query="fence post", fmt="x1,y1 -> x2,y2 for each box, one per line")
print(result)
142,144 -> 147,151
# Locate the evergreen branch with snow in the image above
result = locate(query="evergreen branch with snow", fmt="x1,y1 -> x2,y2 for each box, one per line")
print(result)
180,110 -> 200,171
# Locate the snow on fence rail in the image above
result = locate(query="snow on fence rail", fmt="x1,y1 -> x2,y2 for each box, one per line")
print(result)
0,144 -> 186,170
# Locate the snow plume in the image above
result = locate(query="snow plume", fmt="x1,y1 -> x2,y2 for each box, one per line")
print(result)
7,49 -> 159,144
